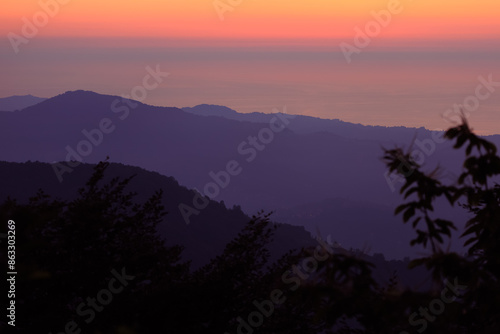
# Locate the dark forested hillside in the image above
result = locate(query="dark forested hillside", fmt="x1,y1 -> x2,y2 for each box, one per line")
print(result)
0,160 -> 315,268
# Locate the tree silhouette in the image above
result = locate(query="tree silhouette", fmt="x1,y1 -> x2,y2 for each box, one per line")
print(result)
0,160 -> 188,333
383,118 -> 500,333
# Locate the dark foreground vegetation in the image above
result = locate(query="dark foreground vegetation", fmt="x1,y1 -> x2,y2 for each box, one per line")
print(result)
1,120 -> 500,333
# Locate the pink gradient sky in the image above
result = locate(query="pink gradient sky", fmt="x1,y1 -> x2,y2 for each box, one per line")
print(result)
1,0 -> 500,133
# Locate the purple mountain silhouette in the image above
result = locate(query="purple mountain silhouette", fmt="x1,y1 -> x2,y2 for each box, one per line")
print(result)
0,94 -> 47,111
1,90 -> 490,258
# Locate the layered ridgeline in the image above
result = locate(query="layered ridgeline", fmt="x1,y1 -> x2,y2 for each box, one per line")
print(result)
0,94 -> 46,111
0,160 -> 428,289
0,161 -> 314,269
0,90 -> 486,258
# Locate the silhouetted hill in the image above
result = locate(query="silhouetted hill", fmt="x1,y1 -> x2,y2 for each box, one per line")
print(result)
0,160 -> 314,268
182,104 -> 240,118
0,94 -> 47,111
0,160 -> 431,289
183,104 -> 435,143
273,198 -> 417,257
0,90 -> 486,259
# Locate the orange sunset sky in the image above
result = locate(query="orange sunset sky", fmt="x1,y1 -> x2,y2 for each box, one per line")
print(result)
1,0 -> 500,40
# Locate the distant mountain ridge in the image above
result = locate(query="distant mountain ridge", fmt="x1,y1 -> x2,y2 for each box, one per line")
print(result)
182,104 -> 240,118
0,90 -> 487,259
183,104 -> 442,143
0,94 -> 47,111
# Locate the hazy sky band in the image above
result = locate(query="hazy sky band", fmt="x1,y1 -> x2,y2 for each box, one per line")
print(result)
2,0 -> 499,134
